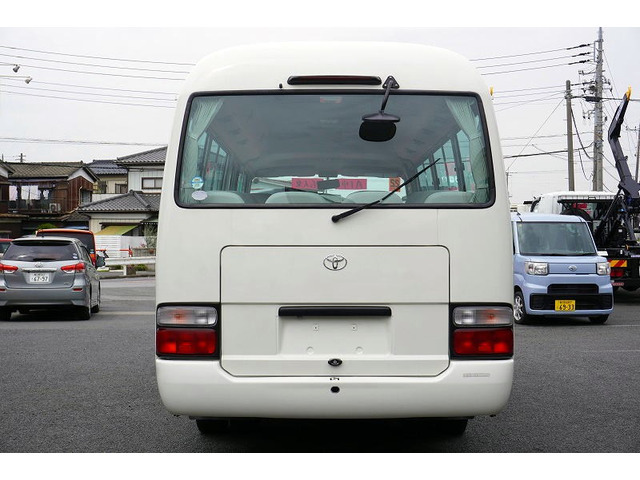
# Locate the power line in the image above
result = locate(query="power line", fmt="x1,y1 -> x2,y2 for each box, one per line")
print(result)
494,92 -> 565,107
470,44 -> 591,62
506,98 -> 564,170
476,52 -> 590,70
0,88 -> 176,108
4,62 -> 187,81
0,44 -> 194,66
504,145 -> 592,159
7,83 -> 177,102
0,52 -> 191,75
25,80 -> 177,96
494,89 -> 564,100
0,136 -> 167,147
482,60 -> 590,76
496,85 -> 567,94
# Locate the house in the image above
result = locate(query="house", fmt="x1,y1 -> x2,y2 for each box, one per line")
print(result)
86,159 -> 128,201
114,146 -> 166,194
77,190 -> 160,257
0,162 -> 25,238
0,146 -> 166,240
1,161 -> 98,236
78,147 -> 166,254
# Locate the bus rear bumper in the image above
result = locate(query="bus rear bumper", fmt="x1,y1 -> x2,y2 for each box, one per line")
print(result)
155,358 -> 514,419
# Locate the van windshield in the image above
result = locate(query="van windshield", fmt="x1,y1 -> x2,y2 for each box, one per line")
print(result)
516,222 -> 597,256
177,93 -> 492,207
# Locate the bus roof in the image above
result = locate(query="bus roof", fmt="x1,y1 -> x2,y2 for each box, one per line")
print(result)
181,42 -> 489,96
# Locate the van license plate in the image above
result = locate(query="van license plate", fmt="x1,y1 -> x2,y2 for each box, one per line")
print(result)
555,300 -> 575,311
30,273 -> 51,283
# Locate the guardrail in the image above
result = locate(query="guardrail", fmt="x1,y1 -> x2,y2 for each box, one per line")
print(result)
104,256 -> 156,266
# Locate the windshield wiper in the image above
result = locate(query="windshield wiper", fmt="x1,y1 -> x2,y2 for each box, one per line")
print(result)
331,158 -> 441,223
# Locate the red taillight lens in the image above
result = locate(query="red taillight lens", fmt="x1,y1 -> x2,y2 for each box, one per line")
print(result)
453,328 -> 513,356
610,268 -> 624,278
61,262 -> 85,272
0,263 -> 18,272
156,328 -> 217,356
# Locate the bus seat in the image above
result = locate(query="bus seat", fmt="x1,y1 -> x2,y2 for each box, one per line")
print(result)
405,190 -> 438,203
424,191 -> 475,204
199,191 -> 247,203
345,191 -> 402,204
265,192 -> 332,204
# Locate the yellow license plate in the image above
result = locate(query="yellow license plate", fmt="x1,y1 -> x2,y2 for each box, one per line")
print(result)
555,300 -> 576,311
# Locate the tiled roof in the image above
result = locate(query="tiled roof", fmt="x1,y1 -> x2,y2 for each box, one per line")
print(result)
62,209 -> 91,222
115,147 -> 167,166
78,191 -> 160,213
5,162 -> 98,180
86,159 -> 128,175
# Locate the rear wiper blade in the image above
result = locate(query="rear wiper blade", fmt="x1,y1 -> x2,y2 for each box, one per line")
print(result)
331,158 -> 441,223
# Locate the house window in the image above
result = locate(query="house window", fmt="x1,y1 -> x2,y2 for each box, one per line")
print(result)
80,189 -> 92,204
142,178 -> 162,190
95,181 -> 107,194
116,184 -> 128,194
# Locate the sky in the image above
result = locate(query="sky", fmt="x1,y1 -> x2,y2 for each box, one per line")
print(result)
1,3 -> 639,206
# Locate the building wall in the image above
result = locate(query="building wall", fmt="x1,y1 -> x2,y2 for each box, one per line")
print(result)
94,176 -> 128,195
127,168 -> 164,193
46,176 -> 94,212
88,213 -> 150,234
0,176 -> 9,214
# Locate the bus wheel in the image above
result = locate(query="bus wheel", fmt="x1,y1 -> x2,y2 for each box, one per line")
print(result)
432,418 -> 469,436
589,315 -> 608,324
196,418 -> 230,434
513,291 -> 530,324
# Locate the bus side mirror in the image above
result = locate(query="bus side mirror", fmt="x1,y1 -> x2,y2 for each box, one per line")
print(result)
95,255 -> 106,268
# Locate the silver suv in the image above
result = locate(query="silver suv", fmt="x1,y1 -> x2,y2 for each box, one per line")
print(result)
0,237 -> 101,320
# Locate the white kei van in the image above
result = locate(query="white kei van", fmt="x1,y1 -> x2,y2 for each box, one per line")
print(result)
155,42 -> 514,436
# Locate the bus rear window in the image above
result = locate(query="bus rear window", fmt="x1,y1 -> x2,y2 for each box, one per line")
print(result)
177,93 -> 492,207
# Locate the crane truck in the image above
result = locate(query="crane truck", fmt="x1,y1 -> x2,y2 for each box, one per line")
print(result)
531,88 -> 640,291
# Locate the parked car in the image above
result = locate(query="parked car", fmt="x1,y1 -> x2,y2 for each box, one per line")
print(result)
0,237 -> 101,321
511,213 -> 613,324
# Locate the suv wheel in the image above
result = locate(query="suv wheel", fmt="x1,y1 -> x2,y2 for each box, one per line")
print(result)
589,315 -> 608,324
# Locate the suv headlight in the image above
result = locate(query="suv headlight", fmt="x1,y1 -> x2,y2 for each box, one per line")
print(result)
525,261 -> 548,275
597,262 -> 611,275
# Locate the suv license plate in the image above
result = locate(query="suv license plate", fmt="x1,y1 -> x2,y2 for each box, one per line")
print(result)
555,300 -> 575,311
30,273 -> 51,283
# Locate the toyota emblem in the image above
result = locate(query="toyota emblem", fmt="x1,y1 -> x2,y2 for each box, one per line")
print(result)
569,265 -> 577,272
323,255 -> 347,271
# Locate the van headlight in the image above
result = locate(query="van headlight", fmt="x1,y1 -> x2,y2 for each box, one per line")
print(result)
525,261 -> 548,275
597,262 -> 611,275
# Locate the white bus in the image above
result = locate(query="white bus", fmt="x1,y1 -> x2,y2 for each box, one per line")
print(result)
155,42 -> 514,436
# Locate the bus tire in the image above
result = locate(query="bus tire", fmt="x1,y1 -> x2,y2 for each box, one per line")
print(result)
432,418 -> 469,436
196,418 -> 230,434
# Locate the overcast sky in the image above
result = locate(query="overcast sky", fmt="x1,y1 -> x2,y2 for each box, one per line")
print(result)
1,3 -> 638,204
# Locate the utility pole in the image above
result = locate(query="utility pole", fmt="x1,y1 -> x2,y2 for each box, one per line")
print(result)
566,80 -> 575,190
593,27 -> 604,191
